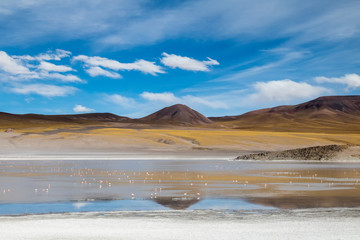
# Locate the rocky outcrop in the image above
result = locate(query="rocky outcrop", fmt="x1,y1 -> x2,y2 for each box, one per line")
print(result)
4,128 -> 13,133
236,145 -> 349,161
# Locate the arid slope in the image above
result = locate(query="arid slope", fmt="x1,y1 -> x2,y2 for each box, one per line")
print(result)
209,96 -> 360,133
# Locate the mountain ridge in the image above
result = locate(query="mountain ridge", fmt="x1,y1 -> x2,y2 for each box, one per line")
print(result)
1,95 -> 360,131
209,95 -> 360,132
209,95 -> 360,121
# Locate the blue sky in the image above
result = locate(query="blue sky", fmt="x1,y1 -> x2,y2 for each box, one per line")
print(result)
0,0 -> 359,117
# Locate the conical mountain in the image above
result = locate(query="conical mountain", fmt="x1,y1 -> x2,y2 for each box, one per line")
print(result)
140,104 -> 212,125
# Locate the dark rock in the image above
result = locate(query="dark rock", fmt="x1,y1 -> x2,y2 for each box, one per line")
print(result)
236,145 -> 349,161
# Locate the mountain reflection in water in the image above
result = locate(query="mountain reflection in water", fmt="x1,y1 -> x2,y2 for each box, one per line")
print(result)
0,160 -> 359,212
154,197 -> 200,210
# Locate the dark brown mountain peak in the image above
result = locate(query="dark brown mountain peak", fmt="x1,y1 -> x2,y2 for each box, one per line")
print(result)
294,95 -> 360,114
314,95 -> 360,101
140,104 -> 212,125
211,95 -> 360,121
208,95 -> 360,133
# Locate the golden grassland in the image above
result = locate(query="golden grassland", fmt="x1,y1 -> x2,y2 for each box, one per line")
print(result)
86,128 -> 360,150
2,120 -> 360,152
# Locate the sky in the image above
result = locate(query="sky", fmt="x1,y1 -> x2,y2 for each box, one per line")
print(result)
0,0 -> 359,117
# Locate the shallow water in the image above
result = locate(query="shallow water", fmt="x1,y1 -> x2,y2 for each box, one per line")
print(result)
0,160 -> 359,215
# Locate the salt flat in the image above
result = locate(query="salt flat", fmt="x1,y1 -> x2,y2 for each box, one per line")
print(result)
1,209 -> 359,240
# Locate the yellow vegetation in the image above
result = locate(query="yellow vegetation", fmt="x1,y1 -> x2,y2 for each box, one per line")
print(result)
3,123 -> 360,152
86,128 -> 360,151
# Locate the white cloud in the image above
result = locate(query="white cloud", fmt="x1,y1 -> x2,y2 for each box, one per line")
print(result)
315,73 -> 360,89
10,84 -> 78,97
13,49 -> 71,61
140,91 -> 228,109
182,95 -> 228,109
0,50 -> 83,84
140,92 -> 179,103
38,61 -> 74,72
250,79 -> 329,103
73,104 -> 95,113
105,94 -> 136,107
160,53 -> 219,71
130,59 -> 165,75
86,66 -> 122,79
0,51 -> 33,75
40,72 -> 84,83
73,55 -> 165,75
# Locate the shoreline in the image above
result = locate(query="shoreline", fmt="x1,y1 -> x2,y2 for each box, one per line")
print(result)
1,158 -> 360,162
0,155 -> 360,161
0,151 -> 359,161
1,208 -> 359,240
0,149 -> 244,161
1,207 -> 360,219
0,153 -> 238,161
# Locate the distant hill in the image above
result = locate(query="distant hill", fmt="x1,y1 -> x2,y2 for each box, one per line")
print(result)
0,104 -> 212,129
209,95 -> 360,132
2,96 -> 360,131
139,104 -> 213,125
0,112 -> 129,128
0,112 -> 129,122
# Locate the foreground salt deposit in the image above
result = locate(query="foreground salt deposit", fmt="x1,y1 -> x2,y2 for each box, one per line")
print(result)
1,209 -> 359,240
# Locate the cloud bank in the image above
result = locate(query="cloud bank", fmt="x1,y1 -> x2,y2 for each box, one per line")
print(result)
315,73 -> 360,89
10,84 -> 78,97
250,79 -> 330,103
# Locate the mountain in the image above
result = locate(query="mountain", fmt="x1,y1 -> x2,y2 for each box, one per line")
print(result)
0,112 -> 129,122
0,112 -> 129,128
209,96 -> 360,132
140,104 -> 212,125
0,104 -> 212,129
2,96 -> 360,131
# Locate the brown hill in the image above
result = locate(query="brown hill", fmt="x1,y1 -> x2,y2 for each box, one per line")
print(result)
140,104 -> 212,125
2,96 -> 360,131
209,96 -> 360,133
0,112 -> 129,128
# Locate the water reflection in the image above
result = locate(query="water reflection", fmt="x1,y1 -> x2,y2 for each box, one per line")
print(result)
246,196 -> 360,209
154,197 -> 200,210
0,160 -> 359,211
